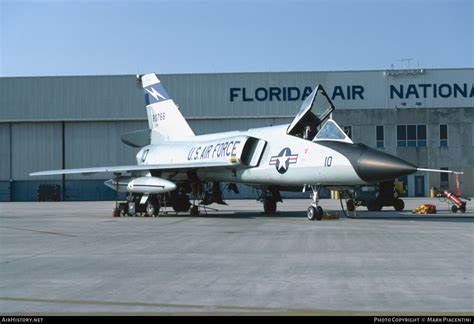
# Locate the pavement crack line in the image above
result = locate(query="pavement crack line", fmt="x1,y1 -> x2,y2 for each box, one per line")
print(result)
0,296 -> 279,313
157,217 -> 194,226
0,235 -> 111,265
1,296 -> 471,316
0,226 -> 77,237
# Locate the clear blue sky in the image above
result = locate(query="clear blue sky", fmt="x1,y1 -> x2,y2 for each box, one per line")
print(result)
1,0 -> 472,76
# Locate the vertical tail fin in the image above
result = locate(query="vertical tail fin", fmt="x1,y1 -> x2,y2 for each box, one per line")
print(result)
139,73 -> 194,142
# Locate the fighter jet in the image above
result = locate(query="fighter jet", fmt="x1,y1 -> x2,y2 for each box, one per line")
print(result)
30,73 -> 453,220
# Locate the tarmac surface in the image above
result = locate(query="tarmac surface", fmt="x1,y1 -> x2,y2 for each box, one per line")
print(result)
0,198 -> 473,315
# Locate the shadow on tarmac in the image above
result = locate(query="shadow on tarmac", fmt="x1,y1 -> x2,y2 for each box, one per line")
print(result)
154,208 -> 474,223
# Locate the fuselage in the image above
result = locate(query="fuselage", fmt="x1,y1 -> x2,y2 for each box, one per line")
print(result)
136,123 -> 392,187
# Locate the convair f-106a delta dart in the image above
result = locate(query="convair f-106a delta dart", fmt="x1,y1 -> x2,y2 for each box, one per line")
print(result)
30,73 -> 457,220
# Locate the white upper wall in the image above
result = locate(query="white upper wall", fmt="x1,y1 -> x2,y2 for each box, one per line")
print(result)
226,69 -> 474,110
0,68 -> 472,122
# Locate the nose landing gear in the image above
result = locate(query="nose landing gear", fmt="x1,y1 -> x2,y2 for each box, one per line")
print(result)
307,186 -> 324,221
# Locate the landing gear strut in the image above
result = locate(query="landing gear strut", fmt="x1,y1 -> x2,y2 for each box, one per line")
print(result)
112,173 -> 121,217
307,186 -> 324,221
263,197 -> 277,214
190,205 -> 199,216
340,190 -> 357,219
260,187 -> 281,214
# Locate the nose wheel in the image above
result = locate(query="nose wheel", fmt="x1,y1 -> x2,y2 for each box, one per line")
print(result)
307,205 -> 323,221
307,185 -> 324,221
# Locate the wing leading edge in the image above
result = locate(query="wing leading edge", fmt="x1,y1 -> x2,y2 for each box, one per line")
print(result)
30,161 -> 239,177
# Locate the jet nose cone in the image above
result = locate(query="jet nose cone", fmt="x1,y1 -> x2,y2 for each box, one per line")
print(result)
355,146 -> 417,183
316,141 -> 417,183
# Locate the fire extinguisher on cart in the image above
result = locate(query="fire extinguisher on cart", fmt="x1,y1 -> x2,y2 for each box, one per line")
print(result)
438,173 -> 470,213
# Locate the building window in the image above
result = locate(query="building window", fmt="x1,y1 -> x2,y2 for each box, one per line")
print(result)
472,123 -> 474,147
397,124 -> 426,147
440,167 -> 449,189
343,126 -> 352,139
376,126 -> 384,148
440,124 -> 448,147
397,125 -> 407,147
407,125 -> 417,147
417,125 -> 427,147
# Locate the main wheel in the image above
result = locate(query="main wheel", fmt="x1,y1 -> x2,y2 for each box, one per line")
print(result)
268,198 -> 277,214
172,193 -> 191,213
393,198 -> 405,211
307,206 -> 317,221
263,197 -> 277,214
460,204 -> 466,213
127,202 -> 136,216
451,205 -> 458,213
146,200 -> 160,217
315,206 -> 324,221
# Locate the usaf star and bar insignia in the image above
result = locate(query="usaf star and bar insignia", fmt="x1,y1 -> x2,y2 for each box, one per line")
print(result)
269,147 -> 298,174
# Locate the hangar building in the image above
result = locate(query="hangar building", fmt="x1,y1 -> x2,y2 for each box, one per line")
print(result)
0,68 -> 473,201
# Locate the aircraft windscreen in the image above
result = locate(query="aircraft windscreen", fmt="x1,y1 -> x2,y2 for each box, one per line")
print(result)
314,120 -> 348,141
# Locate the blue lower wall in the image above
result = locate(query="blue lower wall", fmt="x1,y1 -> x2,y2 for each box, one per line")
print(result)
11,180 -> 62,201
0,181 -> 11,202
64,180 -> 125,201
7,180 -> 123,202
4,180 -> 324,202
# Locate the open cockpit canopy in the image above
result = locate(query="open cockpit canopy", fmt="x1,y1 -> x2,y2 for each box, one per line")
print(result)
286,84 -> 351,143
286,85 -> 335,140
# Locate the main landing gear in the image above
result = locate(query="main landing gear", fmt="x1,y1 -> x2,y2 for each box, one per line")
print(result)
117,191 -> 201,218
307,186 -> 324,221
260,187 -> 282,214
117,194 -> 162,217
145,196 -> 161,217
144,193 -> 202,217
263,196 -> 277,214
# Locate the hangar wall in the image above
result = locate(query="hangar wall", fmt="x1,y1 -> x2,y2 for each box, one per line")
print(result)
0,124 -> 11,201
0,68 -> 473,201
333,108 -> 474,197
